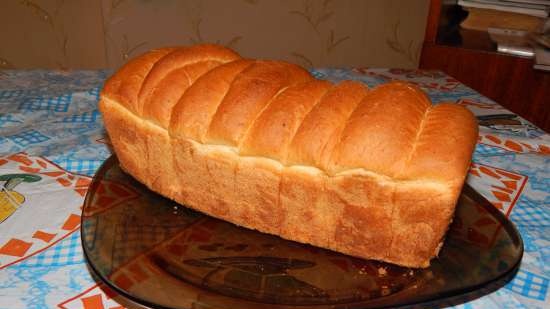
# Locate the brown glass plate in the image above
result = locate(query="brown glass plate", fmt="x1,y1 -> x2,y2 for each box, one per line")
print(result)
81,156 -> 523,309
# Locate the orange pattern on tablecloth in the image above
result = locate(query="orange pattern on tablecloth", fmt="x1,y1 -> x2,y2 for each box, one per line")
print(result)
81,294 -> 105,309
76,178 -> 91,188
57,284 -> 126,309
0,153 -> 92,269
457,99 -> 500,109
502,180 -> 517,190
61,214 -> 81,231
479,166 -> 501,179
57,177 -> 72,187
520,142 -> 534,150
493,185 -> 513,194
479,133 -> 550,154
495,169 -> 523,180
32,230 -> 57,243
36,159 -> 48,169
19,166 -> 41,173
0,238 -> 32,257
469,169 -> 480,177
468,163 -> 528,216
5,153 -> 95,197
492,190 -> 511,203
75,178 -> 92,197
504,140 -> 523,152
485,135 -> 502,144
452,163 -> 528,248
7,153 -> 33,166
41,171 -> 65,177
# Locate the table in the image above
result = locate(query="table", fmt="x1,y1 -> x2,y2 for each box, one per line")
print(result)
0,68 -> 548,309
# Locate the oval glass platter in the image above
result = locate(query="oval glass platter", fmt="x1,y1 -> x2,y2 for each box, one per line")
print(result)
81,156 -> 523,309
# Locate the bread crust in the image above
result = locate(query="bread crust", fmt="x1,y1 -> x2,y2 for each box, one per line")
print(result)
99,44 -> 478,268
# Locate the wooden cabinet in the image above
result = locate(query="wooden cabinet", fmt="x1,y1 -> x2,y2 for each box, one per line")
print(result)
419,0 -> 550,132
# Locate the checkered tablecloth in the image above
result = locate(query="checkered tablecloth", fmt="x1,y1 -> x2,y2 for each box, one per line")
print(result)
0,68 -> 548,309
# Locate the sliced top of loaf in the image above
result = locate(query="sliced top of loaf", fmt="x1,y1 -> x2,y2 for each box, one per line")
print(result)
101,44 -> 478,185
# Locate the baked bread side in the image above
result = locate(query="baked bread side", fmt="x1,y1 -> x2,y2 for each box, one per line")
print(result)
100,44 -> 240,194
100,44 -> 478,268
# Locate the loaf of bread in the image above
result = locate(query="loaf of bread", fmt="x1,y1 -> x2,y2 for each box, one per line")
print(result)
99,44 -> 478,268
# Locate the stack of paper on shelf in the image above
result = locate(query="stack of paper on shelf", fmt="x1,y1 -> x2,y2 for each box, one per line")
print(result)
458,0 -> 550,58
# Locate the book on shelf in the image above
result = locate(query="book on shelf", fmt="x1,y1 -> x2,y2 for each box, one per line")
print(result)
460,0 -> 550,10
502,0 -> 550,6
488,27 -> 535,57
458,0 -> 550,18
460,7 -> 546,31
533,63 -> 550,70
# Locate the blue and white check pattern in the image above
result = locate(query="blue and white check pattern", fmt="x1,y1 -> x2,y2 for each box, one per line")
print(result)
6,129 -> 50,147
61,110 -> 100,123
55,159 -> 104,176
0,90 -> 30,100
530,177 -> 550,193
505,270 -> 549,301
87,87 -> 101,100
475,143 -> 509,156
18,94 -> 72,112
0,114 -> 21,127
14,231 -> 83,268
310,70 -> 327,79
511,197 -> 550,228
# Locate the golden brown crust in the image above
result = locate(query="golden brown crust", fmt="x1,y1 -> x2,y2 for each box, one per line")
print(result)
328,81 -> 431,176
401,103 -> 479,183
240,79 -> 332,161
144,61 -> 221,128
101,47 -> 176,114
169,59 -> 255,142
287,80 -> 369,169
100,44 -> 478,268
206,61 -> 313,146
137,45 -> 240,116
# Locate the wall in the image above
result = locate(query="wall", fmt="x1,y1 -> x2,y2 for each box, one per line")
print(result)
0,0 -> 429,69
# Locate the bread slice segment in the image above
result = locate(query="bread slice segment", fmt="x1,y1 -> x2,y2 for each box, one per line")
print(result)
286,80 -> 369,170
99,47 -> 174,183
206,61 -> 313,146
239,80 -> 332,162
328,81 -> 431,177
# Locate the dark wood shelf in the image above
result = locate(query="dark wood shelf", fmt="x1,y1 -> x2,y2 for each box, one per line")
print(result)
433,2 -> 496,52
439,28 -> 497,52
420,0 -> 550,133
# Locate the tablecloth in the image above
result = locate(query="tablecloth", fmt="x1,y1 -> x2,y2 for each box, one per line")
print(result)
0,68 -> 548,309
